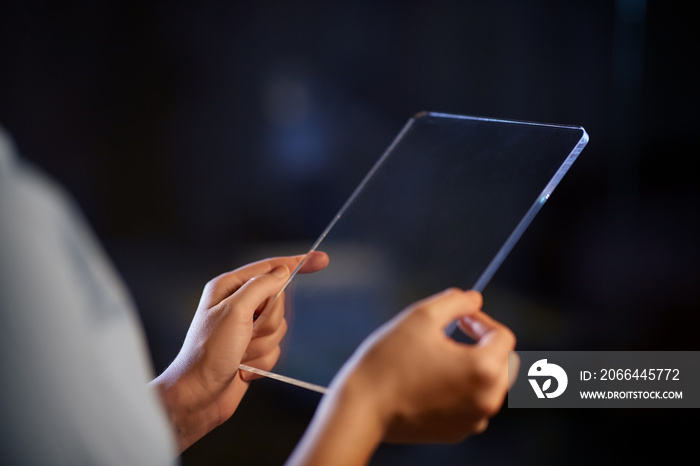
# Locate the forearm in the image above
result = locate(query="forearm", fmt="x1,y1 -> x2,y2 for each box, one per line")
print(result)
286,377 -> 386,466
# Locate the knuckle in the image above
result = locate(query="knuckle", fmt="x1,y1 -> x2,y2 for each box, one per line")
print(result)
202,277 -> 219,295
409,300 -> 435,320
471,354 -> 502,385
442,287 -> 465,301
254,346 -> 281,371
415,288 -> 461,315
227,301 -> 254,325
473,394 -> 503,419
244,274 -> 275,294
463,289 -> 483,307
280,317 -> 288,335
472,418 -> 490,435
503,326 -> 517,349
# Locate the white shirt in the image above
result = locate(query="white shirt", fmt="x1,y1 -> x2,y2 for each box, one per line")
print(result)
0,127 -> 177,465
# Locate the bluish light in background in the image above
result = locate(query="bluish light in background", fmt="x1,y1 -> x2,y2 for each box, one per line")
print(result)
260,64 -> 332,182
616,0 -> 646,23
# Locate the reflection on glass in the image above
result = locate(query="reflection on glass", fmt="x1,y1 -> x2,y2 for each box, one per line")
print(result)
267,112 -> 588,389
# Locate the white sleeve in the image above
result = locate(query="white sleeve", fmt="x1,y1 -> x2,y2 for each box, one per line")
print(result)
0,127 -> 178,465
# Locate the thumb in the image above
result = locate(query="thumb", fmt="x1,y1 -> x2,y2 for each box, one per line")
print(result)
208,265 -> 290,363
226,265 -> 290,322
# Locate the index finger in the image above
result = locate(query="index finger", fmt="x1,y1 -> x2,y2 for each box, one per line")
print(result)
296,251 -> 329,274
232,251 -> 329,283
205,252 -> 329,306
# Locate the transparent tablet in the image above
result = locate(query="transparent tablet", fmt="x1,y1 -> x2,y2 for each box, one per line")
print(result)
246,112 -> 588,391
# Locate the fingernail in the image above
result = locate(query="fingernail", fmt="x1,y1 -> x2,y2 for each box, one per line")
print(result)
461,316 -> 473,325
461,315 -> 485,334
272,265 -> 289,278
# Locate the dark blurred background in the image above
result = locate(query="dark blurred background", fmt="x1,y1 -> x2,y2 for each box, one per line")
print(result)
1,0 -> 698,464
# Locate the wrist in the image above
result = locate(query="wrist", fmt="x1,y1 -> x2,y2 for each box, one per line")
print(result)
287,364 -> 392,466
150,361 -> 221,453
331,364 -> 394,437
